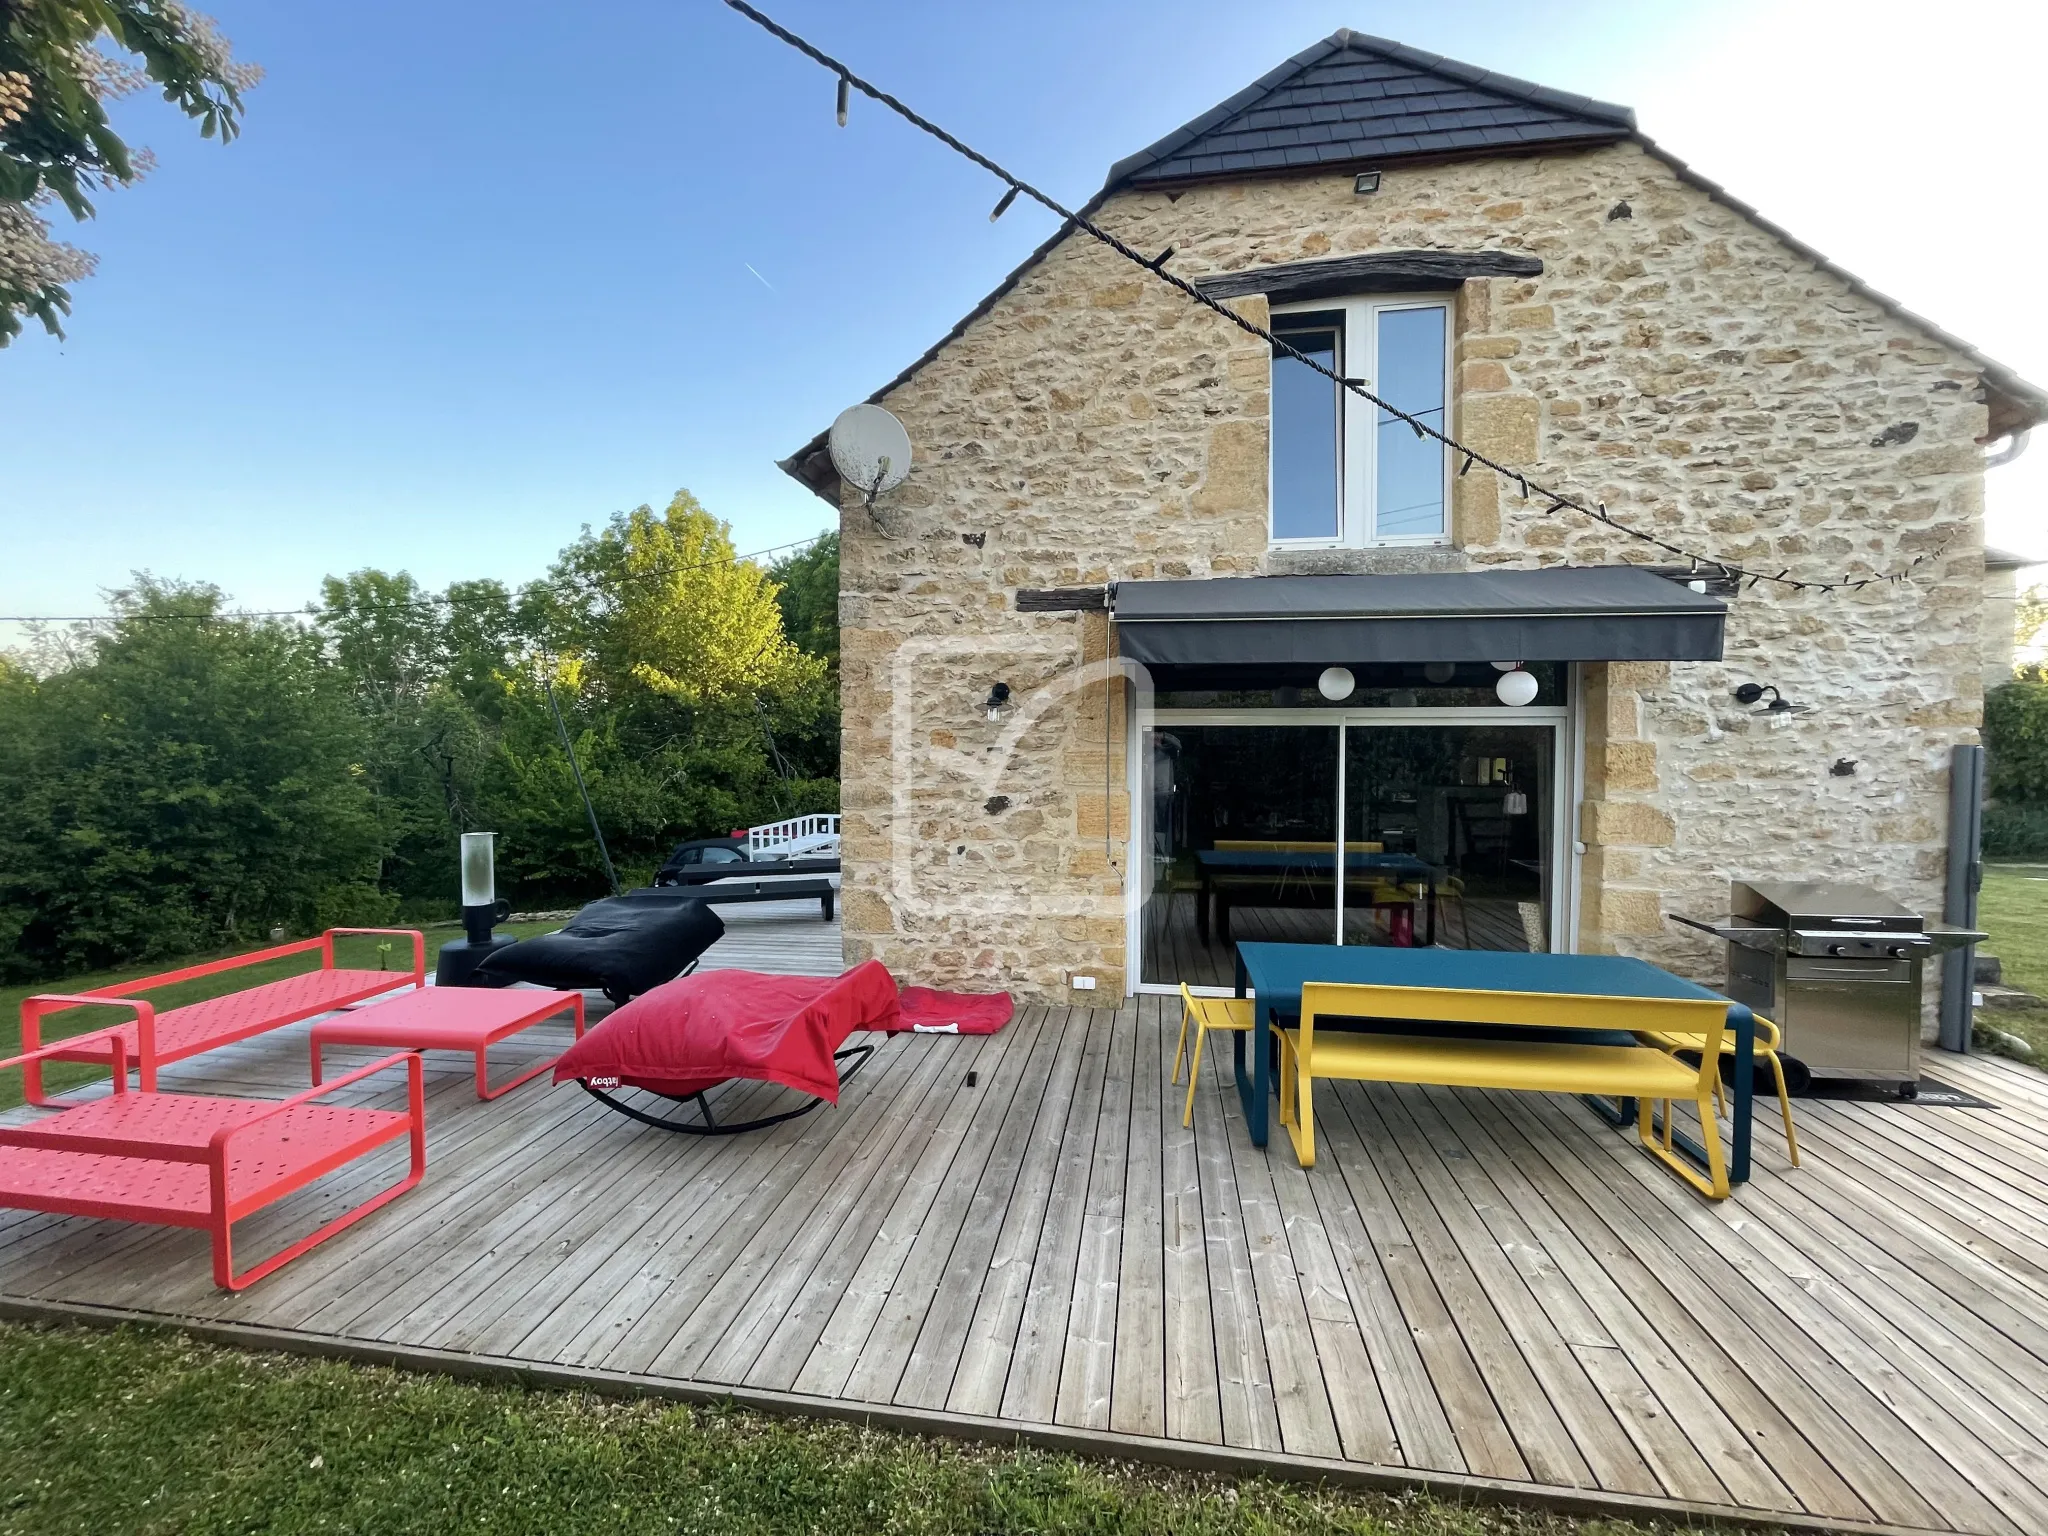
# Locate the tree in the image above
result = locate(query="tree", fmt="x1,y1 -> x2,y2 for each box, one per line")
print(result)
768,531 -> 840,670
1,1 -> 258,343
0,578 -> 386,979
548,491 -> 824,707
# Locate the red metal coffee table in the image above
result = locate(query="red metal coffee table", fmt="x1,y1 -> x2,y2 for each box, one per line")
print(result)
310,988 -> 585,1101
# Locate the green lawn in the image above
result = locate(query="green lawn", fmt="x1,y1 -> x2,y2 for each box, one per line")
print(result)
0,1321 -> 1764,1536
0,923 -> 561,1112
1976,866 -> 2048,1060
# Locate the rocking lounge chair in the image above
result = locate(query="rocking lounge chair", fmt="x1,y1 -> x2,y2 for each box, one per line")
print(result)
551,961 -> 898,1134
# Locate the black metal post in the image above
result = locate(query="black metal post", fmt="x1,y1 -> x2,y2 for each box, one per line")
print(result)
1939,743 -> 1985,1053
545,679 -> 621,897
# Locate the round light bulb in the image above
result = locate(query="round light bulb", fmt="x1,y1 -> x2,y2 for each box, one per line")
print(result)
1388,689 -> 1418,708
1490,660 -> 1521,672
1496,668 -> 1540,707
1422,661 -> 1456,685
1317,666 -> 1356,701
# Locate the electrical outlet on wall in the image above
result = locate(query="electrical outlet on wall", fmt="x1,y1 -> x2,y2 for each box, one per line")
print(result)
1069,973 -> 1097,990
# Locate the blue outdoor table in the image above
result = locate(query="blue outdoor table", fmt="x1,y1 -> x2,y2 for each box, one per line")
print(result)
1195,850 -> 1437,946
1230,941 -> 1757,1185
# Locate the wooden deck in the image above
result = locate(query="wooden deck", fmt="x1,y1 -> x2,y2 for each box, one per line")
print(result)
8,909 -> 2048,1534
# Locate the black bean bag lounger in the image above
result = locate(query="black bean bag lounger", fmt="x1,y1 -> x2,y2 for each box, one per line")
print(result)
477,896 -> 724,1004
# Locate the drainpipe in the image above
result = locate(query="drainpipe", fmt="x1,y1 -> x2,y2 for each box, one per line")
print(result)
1938,744 -> 1985,1053
1985,428 -> 2030,469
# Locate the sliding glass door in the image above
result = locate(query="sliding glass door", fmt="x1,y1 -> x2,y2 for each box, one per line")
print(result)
1143,724 -> 1339,988
1338,724 -> 1553,954
1138,714 -> 1563,990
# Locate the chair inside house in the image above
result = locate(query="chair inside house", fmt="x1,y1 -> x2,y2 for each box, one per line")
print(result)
1171,983 -> 1254,1127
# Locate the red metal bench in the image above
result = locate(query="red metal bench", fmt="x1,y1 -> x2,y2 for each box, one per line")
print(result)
0,1031 -> 426,1289
18,928 -> 425,1105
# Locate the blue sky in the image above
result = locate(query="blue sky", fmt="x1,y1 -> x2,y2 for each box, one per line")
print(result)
3,0 -> 2043,631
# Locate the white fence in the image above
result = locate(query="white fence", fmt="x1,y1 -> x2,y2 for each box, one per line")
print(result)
747,813 -> 841,861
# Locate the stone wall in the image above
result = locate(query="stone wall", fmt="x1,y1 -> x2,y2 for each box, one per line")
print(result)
838,138 -> 1990,1003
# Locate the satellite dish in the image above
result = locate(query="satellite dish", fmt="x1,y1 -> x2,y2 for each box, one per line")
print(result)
828,404 -> 912,498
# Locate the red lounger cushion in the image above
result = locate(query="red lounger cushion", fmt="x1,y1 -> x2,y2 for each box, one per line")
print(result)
552,959 -> 901,1104
886,988 -> 1014,1035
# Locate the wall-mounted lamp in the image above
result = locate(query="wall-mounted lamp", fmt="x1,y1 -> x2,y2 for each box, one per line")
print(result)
985,681 -> 1012,721
1353,169 -> 1382,195
1830,757 -> 1859,777
1733,682 -> 1801,713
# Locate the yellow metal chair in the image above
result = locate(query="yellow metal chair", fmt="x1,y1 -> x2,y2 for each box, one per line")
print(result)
1172,983 -> 1255,1127
1637,1012 -> 1800,1165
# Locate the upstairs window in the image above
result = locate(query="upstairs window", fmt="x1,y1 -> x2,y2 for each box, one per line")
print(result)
1270,296 -> 1451,547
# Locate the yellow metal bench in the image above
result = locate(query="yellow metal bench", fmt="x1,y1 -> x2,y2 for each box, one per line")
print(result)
1277,981 -> 1732,1199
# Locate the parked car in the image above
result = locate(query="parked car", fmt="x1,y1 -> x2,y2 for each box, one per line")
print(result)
652,836 -> 750,885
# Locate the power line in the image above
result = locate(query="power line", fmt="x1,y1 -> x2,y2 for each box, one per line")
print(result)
723,0 -> 1952,597
0,532 -> 830,626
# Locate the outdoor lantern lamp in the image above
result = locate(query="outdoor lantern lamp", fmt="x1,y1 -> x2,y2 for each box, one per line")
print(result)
985,681 -> 1012,721
433,831 -> 516,988
1495,667 -> 1539,707
1318,666 -> 1356,701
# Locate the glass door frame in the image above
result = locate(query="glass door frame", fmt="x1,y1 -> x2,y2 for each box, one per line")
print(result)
1126,686 -> 1581,996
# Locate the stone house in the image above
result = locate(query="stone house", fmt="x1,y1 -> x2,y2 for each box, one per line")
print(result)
779,31 -> 2046,1012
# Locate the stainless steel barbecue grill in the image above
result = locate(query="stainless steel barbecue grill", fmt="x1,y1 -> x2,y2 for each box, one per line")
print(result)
1671,880 -> 1983,1096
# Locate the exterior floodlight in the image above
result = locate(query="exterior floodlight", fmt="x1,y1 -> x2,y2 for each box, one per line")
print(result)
1318,666 -> 1356,701
435,831 -> 516,988
1354,169 -> 1382,195
1496,668 -> 1540,707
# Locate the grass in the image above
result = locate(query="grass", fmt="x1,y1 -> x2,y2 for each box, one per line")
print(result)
1975,865 -> 2048,1062
0,1321 -> 1769,1536
0,923 -> 562,1112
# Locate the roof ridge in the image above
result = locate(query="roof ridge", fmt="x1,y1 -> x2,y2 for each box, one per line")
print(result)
1327,30 -> 1635,133
1103,29 -> 1634,193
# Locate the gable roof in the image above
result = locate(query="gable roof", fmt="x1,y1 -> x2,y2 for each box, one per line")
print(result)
1107,31 -> 1633,187
780,31 -> 2048,502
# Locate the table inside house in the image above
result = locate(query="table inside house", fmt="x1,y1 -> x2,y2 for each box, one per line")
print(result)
1195,850 -> 1437,946
1230,941 -> 1757,1185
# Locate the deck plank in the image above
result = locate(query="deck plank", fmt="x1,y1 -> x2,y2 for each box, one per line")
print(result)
944,1010 -> 1088,1417
1108,996 -> 1167,1439
1154,993 -> 1224,1446
997,1008 -> 1114,1423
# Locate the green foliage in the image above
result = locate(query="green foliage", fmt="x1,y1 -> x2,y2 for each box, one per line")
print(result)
547,491 -> 824,707
1984,803 -> 2048,860
769,531 -> 841,669
0,579 -> 383,980
1985,681 -> 2048,806
1,1 -> 256,342
0,499 -> 841,980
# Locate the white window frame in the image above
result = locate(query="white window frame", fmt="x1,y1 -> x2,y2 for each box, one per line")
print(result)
1268,292 -> 1455,550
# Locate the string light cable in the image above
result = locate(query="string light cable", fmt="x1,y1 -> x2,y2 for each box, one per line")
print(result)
723,0 -> 1952,596
0,532 -> 830,627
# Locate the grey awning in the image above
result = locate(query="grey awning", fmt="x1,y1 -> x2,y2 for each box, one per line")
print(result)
1112,566 -> 1725,667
